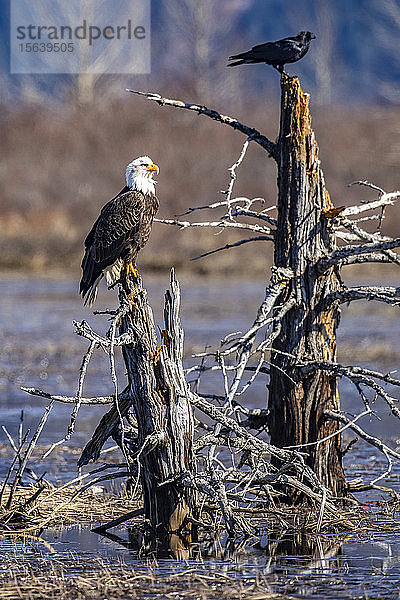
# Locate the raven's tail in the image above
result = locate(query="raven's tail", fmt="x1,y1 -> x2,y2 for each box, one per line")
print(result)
227,51 -> 253,66
227,59 -> 245,67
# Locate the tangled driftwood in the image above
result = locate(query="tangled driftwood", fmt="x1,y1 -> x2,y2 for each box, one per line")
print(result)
16,75 -> 400,551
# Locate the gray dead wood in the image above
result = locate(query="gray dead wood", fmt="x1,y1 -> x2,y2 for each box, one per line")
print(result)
19,76 -> 400,544
268,75 -> 347,496
129,79 -> 400,499
71,270 -> 197,549
118,269 -> 196,550
78,390 -> 133,467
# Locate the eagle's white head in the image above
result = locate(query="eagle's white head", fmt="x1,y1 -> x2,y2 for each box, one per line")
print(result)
126,156 -> 159,196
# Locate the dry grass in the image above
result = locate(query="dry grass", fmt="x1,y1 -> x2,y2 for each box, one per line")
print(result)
0,557 -> 294,600
2,478 -> 399,541
0,441 -> 398,540
0,485 -> 142,535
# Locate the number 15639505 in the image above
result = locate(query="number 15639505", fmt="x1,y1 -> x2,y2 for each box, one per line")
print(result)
19,42 -> 74,52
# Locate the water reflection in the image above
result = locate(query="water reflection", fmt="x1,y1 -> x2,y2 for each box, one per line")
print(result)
91,523 -> 344,565
2,525 -> 400,598
265,532 -> 343,570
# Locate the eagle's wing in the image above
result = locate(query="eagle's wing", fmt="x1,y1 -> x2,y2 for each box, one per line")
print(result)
80,187 -> 146,297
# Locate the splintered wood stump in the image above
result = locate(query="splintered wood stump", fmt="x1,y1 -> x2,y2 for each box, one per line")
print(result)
268,75 -> 347,497
120,270 -> 196,551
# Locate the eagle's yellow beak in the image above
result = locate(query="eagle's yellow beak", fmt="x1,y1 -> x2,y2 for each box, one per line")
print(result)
145,163 -> 159,174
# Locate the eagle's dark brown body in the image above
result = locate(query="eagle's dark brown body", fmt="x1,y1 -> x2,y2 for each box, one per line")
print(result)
80,186 -> 159,305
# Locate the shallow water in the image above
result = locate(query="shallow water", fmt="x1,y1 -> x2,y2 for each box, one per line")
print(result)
0,274 -> 399,486
1,274 -> 400,597
1,525 -> 400,598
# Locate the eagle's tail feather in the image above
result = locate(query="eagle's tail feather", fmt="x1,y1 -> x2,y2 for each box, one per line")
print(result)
82,272 -> 103,306
84,287 -> 97,307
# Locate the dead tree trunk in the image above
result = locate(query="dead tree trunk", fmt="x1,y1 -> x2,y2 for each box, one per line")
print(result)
120,269 -> 196,551
268,75 -> 347,497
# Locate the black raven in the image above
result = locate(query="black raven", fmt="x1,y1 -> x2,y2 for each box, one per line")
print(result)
227,31 -> 316,73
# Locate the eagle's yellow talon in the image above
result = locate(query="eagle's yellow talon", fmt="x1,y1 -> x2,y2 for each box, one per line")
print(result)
125,262 -> 138,277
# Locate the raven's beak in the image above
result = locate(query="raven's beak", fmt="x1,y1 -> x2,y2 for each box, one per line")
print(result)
145,163 -> 159,174
311,33 -> 316,39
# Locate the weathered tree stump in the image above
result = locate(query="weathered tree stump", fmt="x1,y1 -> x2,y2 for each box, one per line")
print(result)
119,269 -> 196,551
268,75 -> 347,497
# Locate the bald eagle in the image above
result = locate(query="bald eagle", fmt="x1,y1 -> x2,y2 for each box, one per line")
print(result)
80,156 -> 159,305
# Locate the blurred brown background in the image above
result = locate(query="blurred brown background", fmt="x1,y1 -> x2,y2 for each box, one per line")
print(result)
1,95 -> 399,277
1,0 -> 400,278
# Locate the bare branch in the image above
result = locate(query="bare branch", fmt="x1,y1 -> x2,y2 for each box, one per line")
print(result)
349,365 -> 400,388
177,196 -> 272,218
325,285 -> 400,306
6,401 -> 54,509
220,266 -> 294,355
73,319 -> 133,349
128,90 -> 278,160
335,253 -> 395,267
21,387 -> 114,405
342,191 -> 400,216
326,410 -> 400,462
339,217 -> 400,266
191,392 -> 321,482
191,235 -> 272,261
42,339 -> 97,459
154,217 -> 272,235
348,180 -> 386,194
318,237 -> 400,272
177,196 -> 256,217
223,137 -> 253,219
284,408 -> 372,450
230,207 -> 277,227
300,359 -> 400,420
78,392 -> 134,468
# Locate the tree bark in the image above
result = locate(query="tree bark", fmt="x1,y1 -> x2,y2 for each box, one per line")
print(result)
120,269 -> 196,551
268,75 -> 347,497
